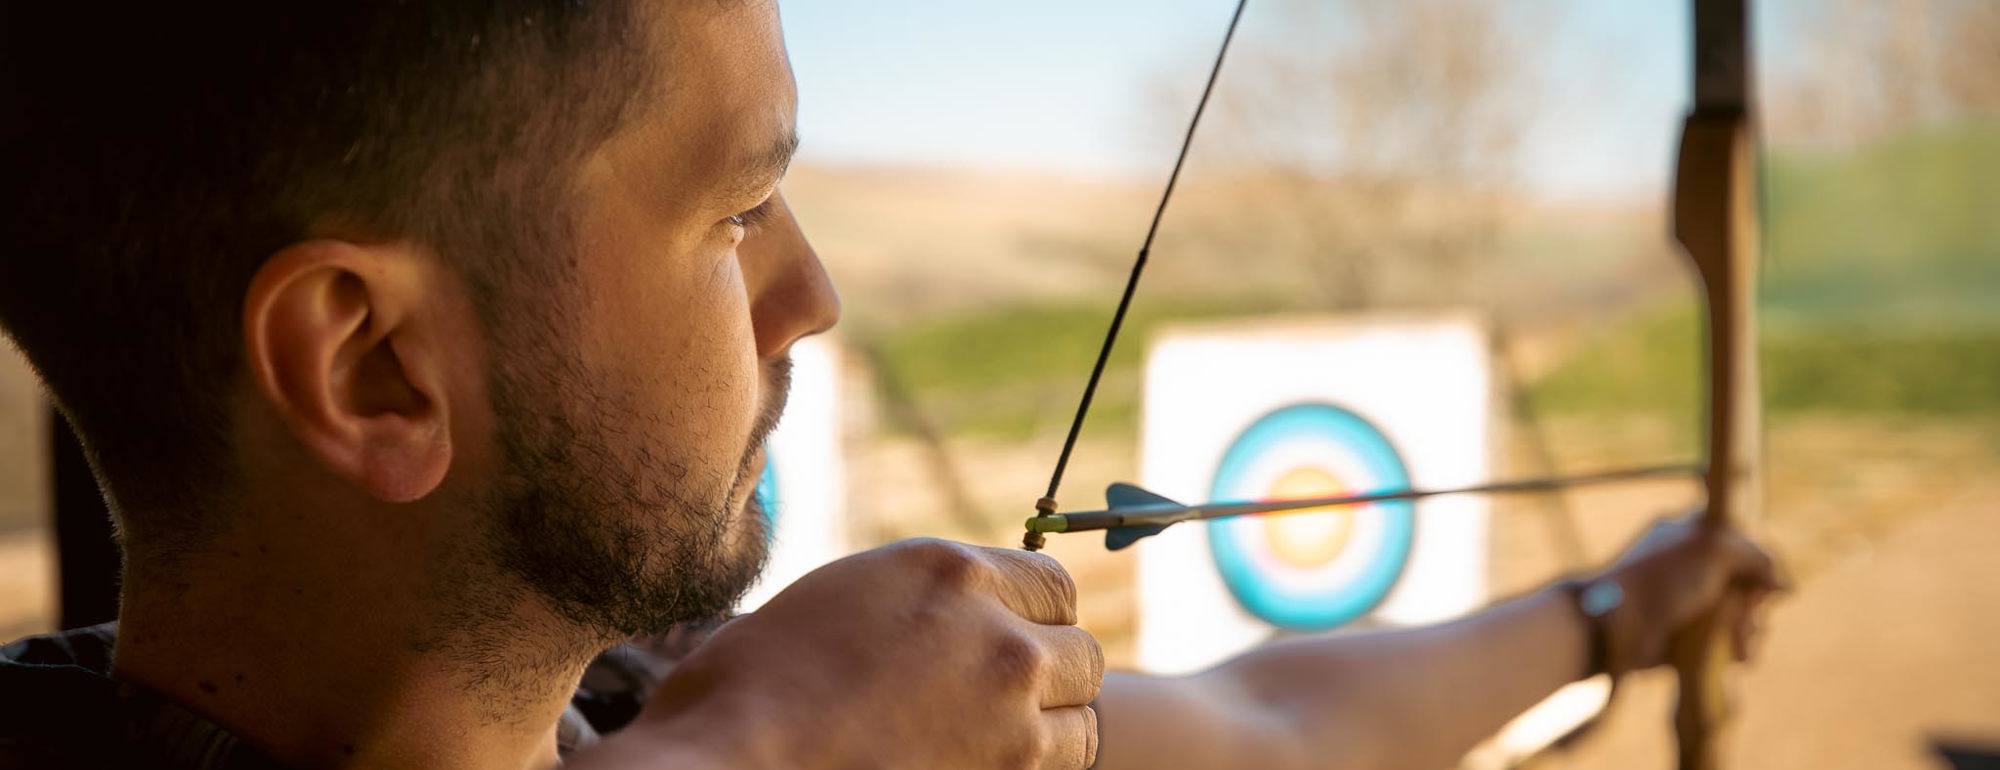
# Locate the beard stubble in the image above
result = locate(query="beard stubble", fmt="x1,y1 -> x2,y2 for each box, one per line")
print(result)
479,346 -> 791,642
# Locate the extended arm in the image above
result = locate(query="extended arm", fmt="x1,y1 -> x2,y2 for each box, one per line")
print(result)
1093,518 -> 1780,770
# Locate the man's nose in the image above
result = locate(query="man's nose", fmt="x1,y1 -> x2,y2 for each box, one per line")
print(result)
747,191 -> 841,359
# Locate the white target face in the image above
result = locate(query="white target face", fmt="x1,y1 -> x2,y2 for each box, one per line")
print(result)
736,336 -> 847,612
1134,316 -> 1492,675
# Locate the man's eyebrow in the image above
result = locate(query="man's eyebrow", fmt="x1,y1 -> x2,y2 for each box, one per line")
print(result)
721,130 -> 799,204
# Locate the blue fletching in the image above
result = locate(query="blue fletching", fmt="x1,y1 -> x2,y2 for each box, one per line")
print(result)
1105,482 -> 1181,511
1106,524 -> 1173,551
1103,483 -> 1185,550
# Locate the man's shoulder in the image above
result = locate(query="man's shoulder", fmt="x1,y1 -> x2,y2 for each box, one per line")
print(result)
0,624 -> 285,770
1,623 -> 117,670
0,624 -> 716,765
0,624 -> 125,715
0,626 -> 127,769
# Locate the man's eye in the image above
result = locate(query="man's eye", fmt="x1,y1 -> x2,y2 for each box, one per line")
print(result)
729,200 -> 777,230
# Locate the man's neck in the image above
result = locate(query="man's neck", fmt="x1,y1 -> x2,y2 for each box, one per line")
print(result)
113,526 -> 600,770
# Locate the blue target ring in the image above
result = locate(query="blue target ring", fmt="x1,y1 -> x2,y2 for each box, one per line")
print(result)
1206,403 -> 1416,631
754,461 -> 780,540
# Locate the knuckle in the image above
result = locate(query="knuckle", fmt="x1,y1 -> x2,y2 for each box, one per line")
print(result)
902,538 -> 986,592
1009,725 -> 1053,769
1083,706 -> 1100,762
987,631 -> 1046,692
1039,557 -> 1080,612
1084,634 -> 1107,684
1031,727 -> 1056,765
1052,627 -> 1105,689
1012,552 -> 1079,625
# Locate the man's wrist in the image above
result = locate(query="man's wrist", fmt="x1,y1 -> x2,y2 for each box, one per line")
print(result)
1559,577 -> 1625,680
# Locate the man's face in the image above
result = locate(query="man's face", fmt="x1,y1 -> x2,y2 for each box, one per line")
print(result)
476,0 -> 837,639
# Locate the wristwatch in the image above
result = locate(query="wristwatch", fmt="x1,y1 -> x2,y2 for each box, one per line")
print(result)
1563,577 -> 1625,679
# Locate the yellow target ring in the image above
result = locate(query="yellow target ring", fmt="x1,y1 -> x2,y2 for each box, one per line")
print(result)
1260,467 -> 1356,568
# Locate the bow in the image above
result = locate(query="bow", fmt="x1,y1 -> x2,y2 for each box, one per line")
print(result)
1668,0 -> 1761,767
1020,0 -> 1763,765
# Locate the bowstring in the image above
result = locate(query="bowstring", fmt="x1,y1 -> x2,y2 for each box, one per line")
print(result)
1029,0 -> 1251,549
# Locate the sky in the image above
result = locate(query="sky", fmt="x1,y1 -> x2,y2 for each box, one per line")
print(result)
778,0 -> 1723,201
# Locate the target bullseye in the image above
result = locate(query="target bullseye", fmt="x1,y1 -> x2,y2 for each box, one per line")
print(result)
1206,403 -> 1417,631
1261,467 -> 1355,568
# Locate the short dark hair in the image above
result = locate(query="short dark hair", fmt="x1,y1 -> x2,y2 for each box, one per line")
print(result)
0,2 -> 650,557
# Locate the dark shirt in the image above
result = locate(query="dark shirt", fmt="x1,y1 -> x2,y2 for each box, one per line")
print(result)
0,624 -> 692,769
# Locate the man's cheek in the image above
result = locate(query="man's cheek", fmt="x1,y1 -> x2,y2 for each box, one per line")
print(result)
711,283 -> 765,438
676,293 -> 764,459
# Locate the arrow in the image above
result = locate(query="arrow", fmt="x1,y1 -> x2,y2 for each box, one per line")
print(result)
1026,463 -> 1701,551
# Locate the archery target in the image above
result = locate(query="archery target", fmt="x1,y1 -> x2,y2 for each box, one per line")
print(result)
1135,316 -> 1492,675
737,336 -> 849,612
1204,403 -> 1417,631
754,461 -> 781,536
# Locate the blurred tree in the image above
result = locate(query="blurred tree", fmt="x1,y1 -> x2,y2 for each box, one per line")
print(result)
1767,0 -> 2000,145
1161,0 -> 1534,312
1939,0 -> 2000,115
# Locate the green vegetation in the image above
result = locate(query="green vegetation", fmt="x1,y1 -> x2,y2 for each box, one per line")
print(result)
1764,124 -> 2000,270
871,122 -> 2000,442
1533,122 -> 2000,432
1762,122 -> 2000,328
1530,302 -> 2000,415
864,296 -> 1299,438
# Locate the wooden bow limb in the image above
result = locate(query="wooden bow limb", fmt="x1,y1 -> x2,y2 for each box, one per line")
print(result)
1670,0 -> 1762,767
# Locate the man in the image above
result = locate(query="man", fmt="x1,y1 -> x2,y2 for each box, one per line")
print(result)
0,2 -> 1779,769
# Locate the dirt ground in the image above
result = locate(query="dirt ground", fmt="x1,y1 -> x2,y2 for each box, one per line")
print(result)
1539,470 -> 2000,770
862,413 -> 2000,769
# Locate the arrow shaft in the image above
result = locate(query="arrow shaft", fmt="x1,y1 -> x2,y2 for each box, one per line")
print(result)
1029,463 -> 1700,534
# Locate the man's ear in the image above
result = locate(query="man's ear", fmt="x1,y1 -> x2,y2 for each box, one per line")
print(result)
242,240 -> 454,503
